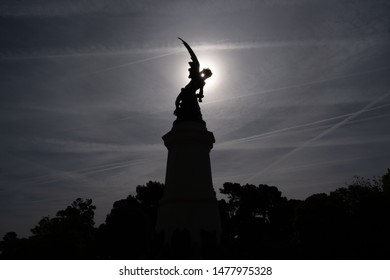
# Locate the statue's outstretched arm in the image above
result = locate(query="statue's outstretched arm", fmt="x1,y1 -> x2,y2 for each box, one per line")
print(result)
197,86 -> 204,102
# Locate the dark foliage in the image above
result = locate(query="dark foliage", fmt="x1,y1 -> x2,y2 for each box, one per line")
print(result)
294,170 -> 390,259
219,183 -> 295,259
97,195 -> 152,259
96,181 -> 164,259
0,198 -> 96,259
1,170 -> 389,259
136,181 -> 164,226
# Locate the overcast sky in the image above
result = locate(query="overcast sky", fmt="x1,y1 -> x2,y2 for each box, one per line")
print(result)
1,0 -> 389,237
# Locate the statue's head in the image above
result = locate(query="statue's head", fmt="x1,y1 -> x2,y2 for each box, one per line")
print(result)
200,68 -> 213,80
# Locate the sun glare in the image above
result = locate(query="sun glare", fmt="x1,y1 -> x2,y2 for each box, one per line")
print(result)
199,56 -> 220,90
176,52 -> 222,98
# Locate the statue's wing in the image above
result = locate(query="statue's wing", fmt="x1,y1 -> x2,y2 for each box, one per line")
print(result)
178,37 -> 200,70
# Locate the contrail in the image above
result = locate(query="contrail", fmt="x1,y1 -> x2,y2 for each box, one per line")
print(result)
101,66 -> 390,125
221,103 -> 390,146
206,66 -> 390,105
0,151 -> 107,191
20,157 -> 160,186
80,50 -> 182,76
247,91 -> 390,182
0,38 -> 351,61
59,65 -> 390,138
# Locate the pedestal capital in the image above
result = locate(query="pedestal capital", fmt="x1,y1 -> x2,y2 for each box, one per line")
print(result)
162,121 -> 215,150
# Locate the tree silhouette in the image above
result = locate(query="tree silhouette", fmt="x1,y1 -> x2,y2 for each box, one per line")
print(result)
294,170 -> 390,259
1,170 -> 389,260
381,168 -> 390,193
136,181 -> 164,227
0,232 -> 30,259
328,171 -> 390,259
28,198 -> 96,259
294,193 -> 349,259
0,198 -> 97,259
96,181 -> 164,259
219,182 -> 294,259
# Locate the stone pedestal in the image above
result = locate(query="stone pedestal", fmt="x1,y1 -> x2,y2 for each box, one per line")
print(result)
156,121 -> 221,257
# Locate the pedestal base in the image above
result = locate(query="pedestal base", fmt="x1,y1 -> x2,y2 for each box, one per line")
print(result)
156,121 -> 221,258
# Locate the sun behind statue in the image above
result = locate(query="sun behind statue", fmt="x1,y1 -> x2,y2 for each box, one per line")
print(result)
174,38 -> 213,123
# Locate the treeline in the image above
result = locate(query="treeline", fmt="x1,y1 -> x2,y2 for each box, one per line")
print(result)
1,169 -> 389,259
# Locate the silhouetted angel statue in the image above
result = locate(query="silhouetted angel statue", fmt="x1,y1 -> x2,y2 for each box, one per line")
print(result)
174,37 -> 213,123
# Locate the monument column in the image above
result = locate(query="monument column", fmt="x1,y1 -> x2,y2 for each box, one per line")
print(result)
157,122 -> 221,239
156,38 -> 221,258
